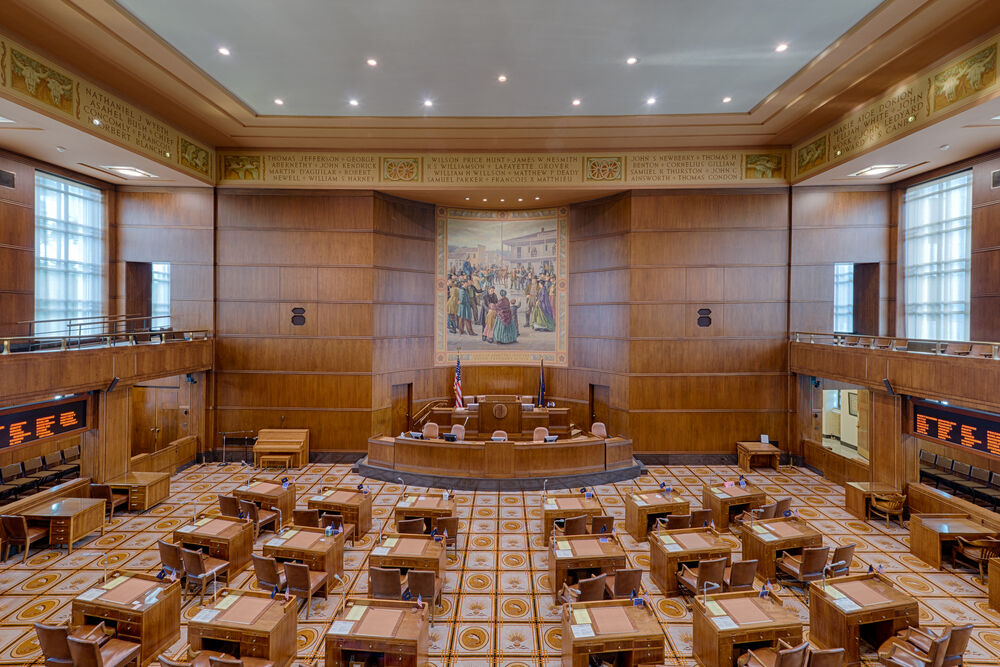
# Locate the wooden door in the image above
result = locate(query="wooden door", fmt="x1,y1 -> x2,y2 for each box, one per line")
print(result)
589,384 -> 610,430
130,386 -> 157,455
391,383 -> 412,435
157,387 -> 180,446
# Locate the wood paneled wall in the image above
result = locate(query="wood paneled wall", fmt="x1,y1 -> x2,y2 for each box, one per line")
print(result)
0,154 -> 35,337
971,155 -> 1000,341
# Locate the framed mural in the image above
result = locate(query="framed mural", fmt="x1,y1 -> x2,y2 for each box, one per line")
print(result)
435,207 -> 568,365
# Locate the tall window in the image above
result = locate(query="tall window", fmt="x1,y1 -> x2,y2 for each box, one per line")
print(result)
151,262 -> 171,329
34,173 -> 104,335
903,170 -> 972,340
833,263 -> 854,333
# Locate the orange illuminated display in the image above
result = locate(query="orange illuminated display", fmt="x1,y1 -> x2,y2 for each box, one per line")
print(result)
960,424 -> 982,449
0,398 -> 88,450
913,401 -> 1000,460
58,411 -> 79,428
35,415 -> 56,439
8,422 -> 30,447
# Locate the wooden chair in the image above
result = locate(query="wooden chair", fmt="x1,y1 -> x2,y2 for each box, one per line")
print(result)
435,516 -> 459,552
67,634 -> 142,667
370,566 -> 404,600
553,514 -> 588,537
603,567 -> 642,599
732,502 -> 777,531
34,622 -> 106,667
43,452 -> 73,482
944,342 -> 972,356
1,514 -> 48,562
829,544 -> 855,577
398,517 -> 428,534
251,554 -> 286,593
868,493 -> 906,528
879,624 -> 971,667
217,495 -> 241,518
776,546 -> 829,601
25,456 -> 60,487
738,639 -> 809,667
590,515 -> 614,535
292,509 -> 320,527
179,547 -> 229,605
559,573 -> 606,604
805,647 -> 845,667
406,569 -> 442,623
285,561 -> 327,619
660,513 -> 691,530
90,484 -> 128,521
320,514 -> 356,545
156,651 -> 231,667
1,463 -> 38,497
591,422 -> 607,437
56,446 -> 82,478
450,424 -> 466,440
491,430 -> 507,441
157,539 -> 185,581
677,556 -> 726,599
773,497 -> 793,517
881,630 -> 951,667
532,427 -> 549,442
238,499 -> 279,539
208,657 -> 276,667
951,537 -> 1000,582
690,508 -> 713,527
724,559 -> 758,592
422,422 -> 439,439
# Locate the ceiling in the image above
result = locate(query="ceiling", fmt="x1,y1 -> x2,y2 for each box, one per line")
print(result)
116,0 -> 882,118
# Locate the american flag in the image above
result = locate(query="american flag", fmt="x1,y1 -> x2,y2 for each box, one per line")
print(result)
454,355 -> 464,408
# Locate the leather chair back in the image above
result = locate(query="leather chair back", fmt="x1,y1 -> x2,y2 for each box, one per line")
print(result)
293,509 -> 320,527
727,559 -> 758,591
532,427 -> 548,442
591,422 -> 607,437
398,518 -> 427,534
561,515 -> 588,536
370,566 -> 403,599
422,422 -> 439,439
33,623 -> 73,665
611,568 -> 642,598
252,554 -> 282,589
218,495 -> 241,518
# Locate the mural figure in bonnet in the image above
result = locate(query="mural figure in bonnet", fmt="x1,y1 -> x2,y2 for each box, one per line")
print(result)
457,280 -> 475,335
493,290 -> 518,344
530,274 -> 556,331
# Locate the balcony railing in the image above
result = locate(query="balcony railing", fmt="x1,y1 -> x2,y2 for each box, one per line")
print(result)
790,331 -> 999,359
2,327 -> 211,355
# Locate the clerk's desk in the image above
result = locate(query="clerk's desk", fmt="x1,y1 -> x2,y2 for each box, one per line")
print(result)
428,394 -> 569,439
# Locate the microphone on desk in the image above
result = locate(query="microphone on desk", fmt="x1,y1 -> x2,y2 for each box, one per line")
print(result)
543,479 -> 548,496
398,476 -> 406,498
333,574 -> 346,616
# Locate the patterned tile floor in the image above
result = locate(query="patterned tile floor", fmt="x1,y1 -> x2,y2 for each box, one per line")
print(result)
2,462 -> 1000,666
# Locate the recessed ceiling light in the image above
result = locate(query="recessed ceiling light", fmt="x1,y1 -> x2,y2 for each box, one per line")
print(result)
217,46 -> 231,56
534,196 -> 540,200
626,56 -> 638,65
101,166 -> 157,178
274,98 -> 284,105
465,197 -> 470,201
349,99 -> 359,106
517,198 -> 523,202
849,164 -> 906,177
424,99 -> 433,107
92,118 -> 101,126
0,116 -> 14,123
572,99 -> 581,106
497,74 -> 508,83
366,58 -> 378,67
722,97 -> 732,104
646,97 -> 656,105
482,198 -> 488,202
775,43 -> 789,53
500,198 -> 505,202
939,144 -> 950,151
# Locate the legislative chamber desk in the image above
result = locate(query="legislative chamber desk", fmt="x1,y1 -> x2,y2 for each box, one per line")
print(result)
21,497 -> 105,553
909,513 -> 999,569
369,534 -> 446,581
308,486 -> 373,539
263,526 -> 343,582
692,590 -> 802,667
991,558 -> 1000,610
429,395 -> 570,440
367,432 -> 633,480
188,589 -> 297,667
394,492 -> 456,532
174,516 -> 254,574
253,428 -> 309,468
72,570 -> 181,666
548,534 -> 627,603
845,482 -> 900,520
561,598 -> 664,667
107,472 -> 170,512
233,478 -> 296,528
624,489 -> 690,540
740,516 -> 823,580
702,482 -> 766,532
542,493 -> 605,540
809,573 -> 919,666
736,441 -> 781,472
326,598 -> 429,667
649,527 -> 733,595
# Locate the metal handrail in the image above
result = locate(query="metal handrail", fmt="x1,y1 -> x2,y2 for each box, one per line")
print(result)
1,329 -> 211,355
16,313 -> 170,338
790,331 -> 999,359
411,399 -> 450,427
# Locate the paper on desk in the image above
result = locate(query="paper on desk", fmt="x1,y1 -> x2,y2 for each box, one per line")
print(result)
705,600 -> 724,616
216,595 -> 238,610
760,533 -> 777,542
330,620 -> 355,634
834,598 -> 861,612
196,517 -> 212,526
78,588 -> 105,601
310,495 -> 325,501
284,529 -> 300,538
752,525 -> 768,534
556,540 -> 570,550
346,604 -> 367,621
571,624 -> 595,638
177,525 -> 196,533
572,608 -> 591,624
664,544 -> 682,552
265,538 -> 286,547
324,489 -> 334,497
659,535 -> 676,544
555,549 -> 572,558
103,575 -> 129,590
384,537 -> 399,547
372,547 -> 390,556
397,501 -> 412,507
822,586 -> 845,600
712,615 -> 738,630
711,488 -> 727,496
193,609 -> 221,623
633,496 -> 647,506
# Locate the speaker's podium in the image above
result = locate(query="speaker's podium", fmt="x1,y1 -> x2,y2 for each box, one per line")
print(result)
428,394 -> 569,440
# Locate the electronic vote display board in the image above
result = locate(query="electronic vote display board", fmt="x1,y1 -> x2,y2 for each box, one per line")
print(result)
0,396 -> 89,450
911,400 -> 1000,458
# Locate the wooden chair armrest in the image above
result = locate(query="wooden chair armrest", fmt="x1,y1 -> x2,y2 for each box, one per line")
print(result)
776,638 -> 794,650
888,642 -> 930,661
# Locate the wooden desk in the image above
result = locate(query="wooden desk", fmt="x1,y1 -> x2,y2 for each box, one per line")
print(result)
263,526 -> 343,586
72,570 -> 181,666
702,483 -> 766,532
394,492 -> 456,533
845,482 -> 900,520
21,497 -> 105,553
740,517 -> 824,580
649,528 -> 733,596
736,441 -> 781,472
548,534 -> 627,604
188,589 -> 297,667
560,598 -> 664,667
909,513 -> 999,569
325,598 -> 429,667
308,486 -> 373,538
989,558 -> 1000,611
542,494 -> 605,541
624,489 -> 690,541
174,516 -> 254,574
107,472 -> 171,512
253,428 -> 309,468
809,573 -> 919,666
233,478 -> 296,528
692,590 -> 802,667
369,534 -> 446,583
